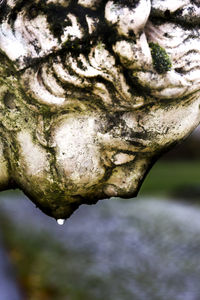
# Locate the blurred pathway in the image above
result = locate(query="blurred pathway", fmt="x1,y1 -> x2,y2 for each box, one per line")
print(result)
0,233 -> 24,300
1,190 -> 200,300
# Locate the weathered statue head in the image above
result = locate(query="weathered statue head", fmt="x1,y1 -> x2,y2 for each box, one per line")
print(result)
0,0 -> 200,220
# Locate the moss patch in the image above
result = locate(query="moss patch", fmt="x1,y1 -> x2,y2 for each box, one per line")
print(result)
149,42 -> 172,74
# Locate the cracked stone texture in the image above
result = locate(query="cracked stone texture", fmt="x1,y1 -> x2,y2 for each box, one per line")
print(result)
0,0 -> 200,219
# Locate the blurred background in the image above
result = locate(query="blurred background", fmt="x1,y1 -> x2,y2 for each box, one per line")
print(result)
1,127 -> 200,300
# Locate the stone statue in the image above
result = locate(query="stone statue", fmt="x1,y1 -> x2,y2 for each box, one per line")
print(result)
0,0 -> 200,220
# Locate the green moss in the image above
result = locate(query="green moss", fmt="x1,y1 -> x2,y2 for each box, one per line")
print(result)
149,42 -> 172,74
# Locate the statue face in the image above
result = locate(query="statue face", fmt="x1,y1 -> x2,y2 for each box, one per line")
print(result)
0,0 -> 200,219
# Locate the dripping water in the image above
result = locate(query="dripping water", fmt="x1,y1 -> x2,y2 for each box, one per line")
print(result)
56,219 -> 65,226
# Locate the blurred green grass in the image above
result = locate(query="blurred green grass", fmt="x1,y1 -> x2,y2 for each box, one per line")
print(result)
139,160 -> 200,196
0,214 -> 105,300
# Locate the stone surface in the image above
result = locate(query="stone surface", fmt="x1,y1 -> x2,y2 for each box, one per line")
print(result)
0,0 -> 200,219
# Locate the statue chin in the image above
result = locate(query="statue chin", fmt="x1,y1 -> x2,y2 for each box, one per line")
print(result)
1,0 -> 200,219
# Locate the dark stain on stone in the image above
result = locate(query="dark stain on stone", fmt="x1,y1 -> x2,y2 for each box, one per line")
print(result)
113,0 -> 140,9
4,92 -> 16,110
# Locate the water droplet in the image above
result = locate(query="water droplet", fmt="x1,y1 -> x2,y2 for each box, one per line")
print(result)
57,219 -> 65,226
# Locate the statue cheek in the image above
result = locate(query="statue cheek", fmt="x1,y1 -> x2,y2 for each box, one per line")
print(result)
52,115 -> 105,190
14,130 -> 51,192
